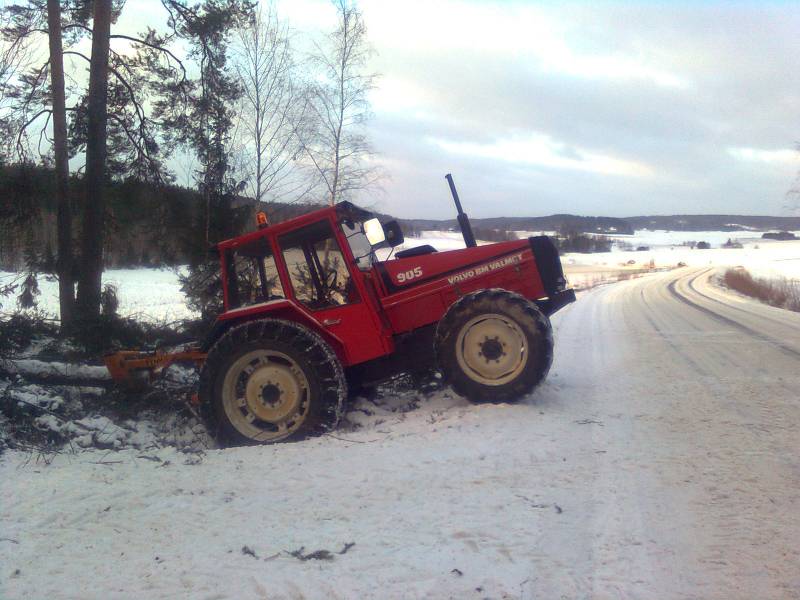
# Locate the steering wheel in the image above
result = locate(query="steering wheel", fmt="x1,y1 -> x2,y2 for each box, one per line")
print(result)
325,268 -> 338,292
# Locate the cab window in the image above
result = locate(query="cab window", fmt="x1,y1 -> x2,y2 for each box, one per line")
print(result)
342,220 -> 374,271
225,236 -> 284,309
279,220 -> 359,310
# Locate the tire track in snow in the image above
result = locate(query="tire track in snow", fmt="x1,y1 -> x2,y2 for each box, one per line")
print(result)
636,279 -> 713,378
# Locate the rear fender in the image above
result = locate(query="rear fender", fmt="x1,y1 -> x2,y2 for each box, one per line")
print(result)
202,300 -> 346,360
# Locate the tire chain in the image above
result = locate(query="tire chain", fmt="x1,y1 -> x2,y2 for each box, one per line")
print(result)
198,318 -> 346,445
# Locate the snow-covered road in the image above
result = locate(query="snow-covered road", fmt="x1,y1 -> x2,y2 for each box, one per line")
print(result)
2,268 -> 800,599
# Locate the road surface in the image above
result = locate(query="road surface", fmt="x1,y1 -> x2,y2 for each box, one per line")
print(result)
2,267 -> 799,599
534,267 -> 800,598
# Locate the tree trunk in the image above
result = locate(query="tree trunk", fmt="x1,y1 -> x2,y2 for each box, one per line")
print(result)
75,0 -> 112,323
46,0 -> 74,329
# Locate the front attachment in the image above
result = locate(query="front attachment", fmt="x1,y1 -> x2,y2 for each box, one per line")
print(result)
104,348 -> 207,386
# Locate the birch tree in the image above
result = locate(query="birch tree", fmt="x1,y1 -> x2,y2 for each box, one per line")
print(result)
303,0 -> 379,206
234,4 -> 308,207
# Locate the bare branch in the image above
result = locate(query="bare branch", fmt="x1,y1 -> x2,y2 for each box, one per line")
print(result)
16,108 -> 51,157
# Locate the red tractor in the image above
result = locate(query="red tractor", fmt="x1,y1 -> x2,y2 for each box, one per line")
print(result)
106,177 -> 574,445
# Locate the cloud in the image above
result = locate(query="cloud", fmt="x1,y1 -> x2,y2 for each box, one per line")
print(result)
728,147 -> 799,165
429,134 -> 654,178
114,0 -> 800,218
365,1 -> 687,89
352,1 -> 800,218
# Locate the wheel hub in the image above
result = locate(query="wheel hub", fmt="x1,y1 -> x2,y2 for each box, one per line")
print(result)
261,383 -> 281,406
479,336 -> 505,362
243,361 -> 304,422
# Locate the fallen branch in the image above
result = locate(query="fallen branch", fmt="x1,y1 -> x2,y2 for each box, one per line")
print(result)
286,546 -> 334,561
284,541 -> 355,561
338,542 -> 355,555
574,419 -> 603,426
6,395 -> 92,432
136,454 -> 163,462
2,359 -> 111,387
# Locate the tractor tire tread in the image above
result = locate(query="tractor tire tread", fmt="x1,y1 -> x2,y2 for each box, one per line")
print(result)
435,288 -> 553,403
198,318 -> 346,446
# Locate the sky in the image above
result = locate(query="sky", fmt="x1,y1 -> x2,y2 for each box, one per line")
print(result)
121,1 -> 800,218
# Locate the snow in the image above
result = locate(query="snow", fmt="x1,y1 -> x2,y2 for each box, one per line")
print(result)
395,230 -> 799,289
2,381 -> 65,412
561,237 -> 800,283
394,230 -> 794,291
0,386 -> 579,599
604,228 -> 790,248
1,226 -> 800,597
3,271 -> 800,598
0,268 -> 196,323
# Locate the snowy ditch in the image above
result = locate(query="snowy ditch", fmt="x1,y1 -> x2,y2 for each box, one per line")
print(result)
0,354 -> 210,454
0,348 -> 458,456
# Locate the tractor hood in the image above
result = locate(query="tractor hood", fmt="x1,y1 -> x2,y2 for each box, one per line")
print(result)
373,236 -> 574,336
377,239 -> 531,292
376,236 -> 573,315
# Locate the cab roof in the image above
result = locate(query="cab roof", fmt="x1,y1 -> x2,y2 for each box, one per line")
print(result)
215,201 -> 375,253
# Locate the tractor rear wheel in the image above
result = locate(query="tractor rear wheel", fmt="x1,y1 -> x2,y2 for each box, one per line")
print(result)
435,289 -> 553,403
199,319 -> 346,446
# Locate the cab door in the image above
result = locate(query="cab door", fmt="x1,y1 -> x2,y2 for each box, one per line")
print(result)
277,218 -> 390,365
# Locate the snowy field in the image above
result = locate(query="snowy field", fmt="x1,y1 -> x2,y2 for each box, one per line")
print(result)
3,268 -> 800,599
399,229 -> 800,292
563,230 -> 800,281
0,267 -> 195,323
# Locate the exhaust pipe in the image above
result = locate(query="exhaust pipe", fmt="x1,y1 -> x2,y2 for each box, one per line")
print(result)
445,173 -> 477,248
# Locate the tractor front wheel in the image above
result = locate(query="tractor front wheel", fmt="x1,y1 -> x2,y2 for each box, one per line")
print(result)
435,289 -> 553,403
199,319 -> 346,446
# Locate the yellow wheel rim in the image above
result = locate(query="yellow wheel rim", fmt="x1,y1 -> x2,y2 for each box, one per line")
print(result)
455,313 -> 528,386
221,349 -> 310,442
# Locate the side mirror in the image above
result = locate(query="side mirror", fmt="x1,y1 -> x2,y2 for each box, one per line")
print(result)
382,220 -> 404,247
363,218 -> 386,245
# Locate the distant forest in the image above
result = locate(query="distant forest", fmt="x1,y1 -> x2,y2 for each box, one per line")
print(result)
625,215 -> 800,231
0,164 -> 323,271
401,213 -> 800,236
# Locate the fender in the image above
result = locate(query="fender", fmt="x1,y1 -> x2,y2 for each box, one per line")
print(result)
202,299 -> 347,361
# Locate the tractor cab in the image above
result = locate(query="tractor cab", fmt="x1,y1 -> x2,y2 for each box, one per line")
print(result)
213,202 -> 406,366
218,202 -> 402,310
